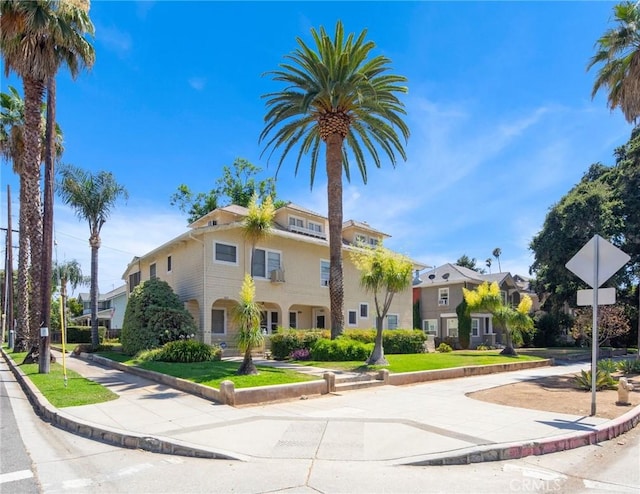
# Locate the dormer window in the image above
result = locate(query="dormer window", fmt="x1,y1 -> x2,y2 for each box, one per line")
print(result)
355,234 -> 367,245
208,220 -> 217,227
308,221 -> 323,234
369,237 -> 379,246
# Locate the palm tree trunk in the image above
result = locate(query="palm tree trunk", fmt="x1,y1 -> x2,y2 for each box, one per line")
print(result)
237,347 -> 257,375
326,134 -> 344,339
500,328 -> 517,356
367,315 -> 388,365
39,76 -> 56,373
90,235 -> 100,349
22,77 -> 45,349
15,175 -> 30,351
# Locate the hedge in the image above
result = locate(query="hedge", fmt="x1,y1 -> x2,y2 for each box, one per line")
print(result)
310,338 -> 373,361
60,325 -> 107,344
269,330 -> 326,360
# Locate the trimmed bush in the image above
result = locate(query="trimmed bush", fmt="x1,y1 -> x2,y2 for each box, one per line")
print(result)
310,338 -> 373,361
138,340 -> 222,363
342,329 -> 426,354
436,342 -> 453,353
269,330 -> 324,360
65,325 -> 106,344
120,279 -> 197,355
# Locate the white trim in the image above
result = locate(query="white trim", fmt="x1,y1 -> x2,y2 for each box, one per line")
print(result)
348,310 -> 357,326
211,307 -> 226,335
386,313 -> 399,330
320,259 -> 330,287
252,247 -> 282,279
213,241 -> 238,266
359,302 -> 369,319
471,318 -> 479,337
422,319 -> 437,336
438,287 -> 449,306
446,318 -> 458,338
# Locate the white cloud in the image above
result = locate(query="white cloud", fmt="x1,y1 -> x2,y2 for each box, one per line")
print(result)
188,77 -> 206,91
95,24 -> 133,58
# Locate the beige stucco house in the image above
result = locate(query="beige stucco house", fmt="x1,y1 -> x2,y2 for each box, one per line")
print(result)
122,203 -> 419,351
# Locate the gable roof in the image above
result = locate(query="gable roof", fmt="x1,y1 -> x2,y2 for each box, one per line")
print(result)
416,263 -> 485,287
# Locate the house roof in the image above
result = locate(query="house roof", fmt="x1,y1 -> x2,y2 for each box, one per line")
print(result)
416,263 -> 485,287
282,202 -> 327,219
342,219 -> 390,238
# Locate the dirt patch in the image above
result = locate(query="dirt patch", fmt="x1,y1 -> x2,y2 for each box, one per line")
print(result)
468,373 -> 640,420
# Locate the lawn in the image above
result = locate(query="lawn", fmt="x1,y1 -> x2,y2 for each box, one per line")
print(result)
98,351 -> 319,389
299,350 -> 544,373
7,351 -> 118,408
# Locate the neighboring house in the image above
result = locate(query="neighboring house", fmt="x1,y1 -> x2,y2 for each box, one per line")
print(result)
74,285 -> 127,336
512,274 -> 541,312
413,263 -> 523,348
122,203 -> 422,351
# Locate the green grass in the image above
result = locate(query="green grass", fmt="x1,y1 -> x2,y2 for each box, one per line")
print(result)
299,350 -> 544,373
97,351 -> 318,389
8,351 -> 118,408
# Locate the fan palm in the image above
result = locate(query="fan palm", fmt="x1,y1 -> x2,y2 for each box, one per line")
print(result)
588,1 -> 640,124
56,165 -> 128,349
261,20 -> 409,339
0,0 -> 95,359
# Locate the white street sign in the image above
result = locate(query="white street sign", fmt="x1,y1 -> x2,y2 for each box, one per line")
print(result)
565,235 -> 630,288
577,288 -> 616,306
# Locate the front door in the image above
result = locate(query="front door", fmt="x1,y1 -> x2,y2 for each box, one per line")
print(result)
313,309 -> 326,329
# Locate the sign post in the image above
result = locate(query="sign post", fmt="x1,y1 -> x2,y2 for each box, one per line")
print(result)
566,235 -> 629,416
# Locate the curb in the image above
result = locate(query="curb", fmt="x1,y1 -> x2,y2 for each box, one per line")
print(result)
1,347 -> 248,462
400,403 -> 640,466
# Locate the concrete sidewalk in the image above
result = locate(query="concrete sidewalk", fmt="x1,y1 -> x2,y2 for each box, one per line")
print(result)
3,349 -> 640,465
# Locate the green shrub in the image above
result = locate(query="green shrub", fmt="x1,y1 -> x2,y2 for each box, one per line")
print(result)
120,279 -> 197,355
151,340 -> 221,363
617,359 -> 640,374
310,338 -> 373,361
341,329 -> 426,354
65,326 -> 106,343
597,358 -> 618,374
269,330 -> 324,360
436,342 -> 453,353
573,369 -> 617,391
476,344 -> 493,351
456,300 -> 471,350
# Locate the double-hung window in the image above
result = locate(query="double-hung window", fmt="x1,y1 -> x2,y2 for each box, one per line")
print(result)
359,303 -> 369,319
320,260 -> 330,287
348,310 -> 357,326
438,288 -> 449,306
387,314 -> 399,330
471,318 -> 479,337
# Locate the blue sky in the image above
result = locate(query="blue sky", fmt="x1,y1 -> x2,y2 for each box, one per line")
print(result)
0,1 -> 634,294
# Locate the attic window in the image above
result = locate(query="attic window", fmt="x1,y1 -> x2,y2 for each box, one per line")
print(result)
208,220 -> 217,227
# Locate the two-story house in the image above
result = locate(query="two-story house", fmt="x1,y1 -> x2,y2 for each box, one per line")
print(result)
75,285 -> 127,338
122,203 -> 420,351
413,263 -> 522,348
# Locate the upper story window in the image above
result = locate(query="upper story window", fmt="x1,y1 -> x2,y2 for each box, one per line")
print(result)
129,271 -> 141,293
214,242 -> 237,265
308,221 -> 323,234
369,237 -> 379,246
355,234 -> 367,245
150,263 -> 157,279
438,287 -> 449,306
167,255 -> 172,272
289,216 -> 304,228
252,249 -> 281,278
320,260 -> 330,287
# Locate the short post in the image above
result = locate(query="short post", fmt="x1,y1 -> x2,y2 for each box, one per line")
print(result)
220,380 -> 236,406
323,372 -> 335,393
378,369 -> 390,384
616,377 -> 634,406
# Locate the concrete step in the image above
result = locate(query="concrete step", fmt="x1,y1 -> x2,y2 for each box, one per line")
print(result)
334,380 -> 385,392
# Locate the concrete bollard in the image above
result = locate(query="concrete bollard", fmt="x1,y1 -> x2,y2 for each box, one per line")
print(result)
323,372 -> 335,393
220,380 -> 236,406
616,377 -> 634,405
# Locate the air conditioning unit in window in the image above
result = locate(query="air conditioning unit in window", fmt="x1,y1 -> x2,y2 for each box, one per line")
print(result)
270,269 -> 285,283
438,299 -> 448,306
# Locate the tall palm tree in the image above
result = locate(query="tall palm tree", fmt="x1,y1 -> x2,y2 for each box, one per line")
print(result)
242,194 -> 275,277
492,247 -> 502,272
56,165 -> 128,349
261,20 -> 409,339
232,274 -> 264,375
588,1 -> 640,124
485,258 -> 492,274
51,259 -> 87,343
0,0 -> 95,362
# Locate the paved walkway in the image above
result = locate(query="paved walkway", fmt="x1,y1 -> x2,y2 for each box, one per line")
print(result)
4,350 -> 640,465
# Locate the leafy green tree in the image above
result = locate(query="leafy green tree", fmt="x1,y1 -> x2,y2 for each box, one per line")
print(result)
463,281 -> 534,356
67,297 -> 83,317
120,278 -> 197,355
232,274 -> 264,375
169,184 -> 219,224
588,1 -> 640,124
456,254 -> 485,273
261,20 -> 409,339
350,245 -> 413,365
456,299 -> 471,349
0,0 -> 94,364
56,165 -> 128,349
243,194 -> 275,277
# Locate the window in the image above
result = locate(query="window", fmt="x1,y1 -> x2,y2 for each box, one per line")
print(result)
211,309 -> 225,334
369,237 -> 379,246
129,271 -> 141,293
251,249 -> 281,278
167,255 -> 172,272
308,221 -> 323,234
387,314 -> 399,330
289,216 -> 304,228
438,288 -> 449,306
359,303 -> 369,319
355,234 -> 367,245
485,317 -> 492,334
320,260 -> 330,287
500,290 -> 507,306
348,310 -> 357,326
447,319 -> 458,338
422,319 -> 438,336
150,263 -> 156,279
471,318 -> 479,337
289,311 -> 297,329
214,242 -> 237,264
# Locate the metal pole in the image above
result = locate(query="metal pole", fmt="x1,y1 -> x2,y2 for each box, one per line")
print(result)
591,237 -> 599,416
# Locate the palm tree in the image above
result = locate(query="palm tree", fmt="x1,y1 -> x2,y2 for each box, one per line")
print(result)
492,247 -> 502,272
233,274 -> 264,375
56,165 -> 128,349
51,259 -> 87,328
242,194 -> 275,277
261,20 -> 409,339
485,258 -> 492,274
0,0 -> 94,363
588,1 -> 640,124
351,245 -> 413,365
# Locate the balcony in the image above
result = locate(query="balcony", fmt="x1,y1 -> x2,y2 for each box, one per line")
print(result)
288,224 -> 326,240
